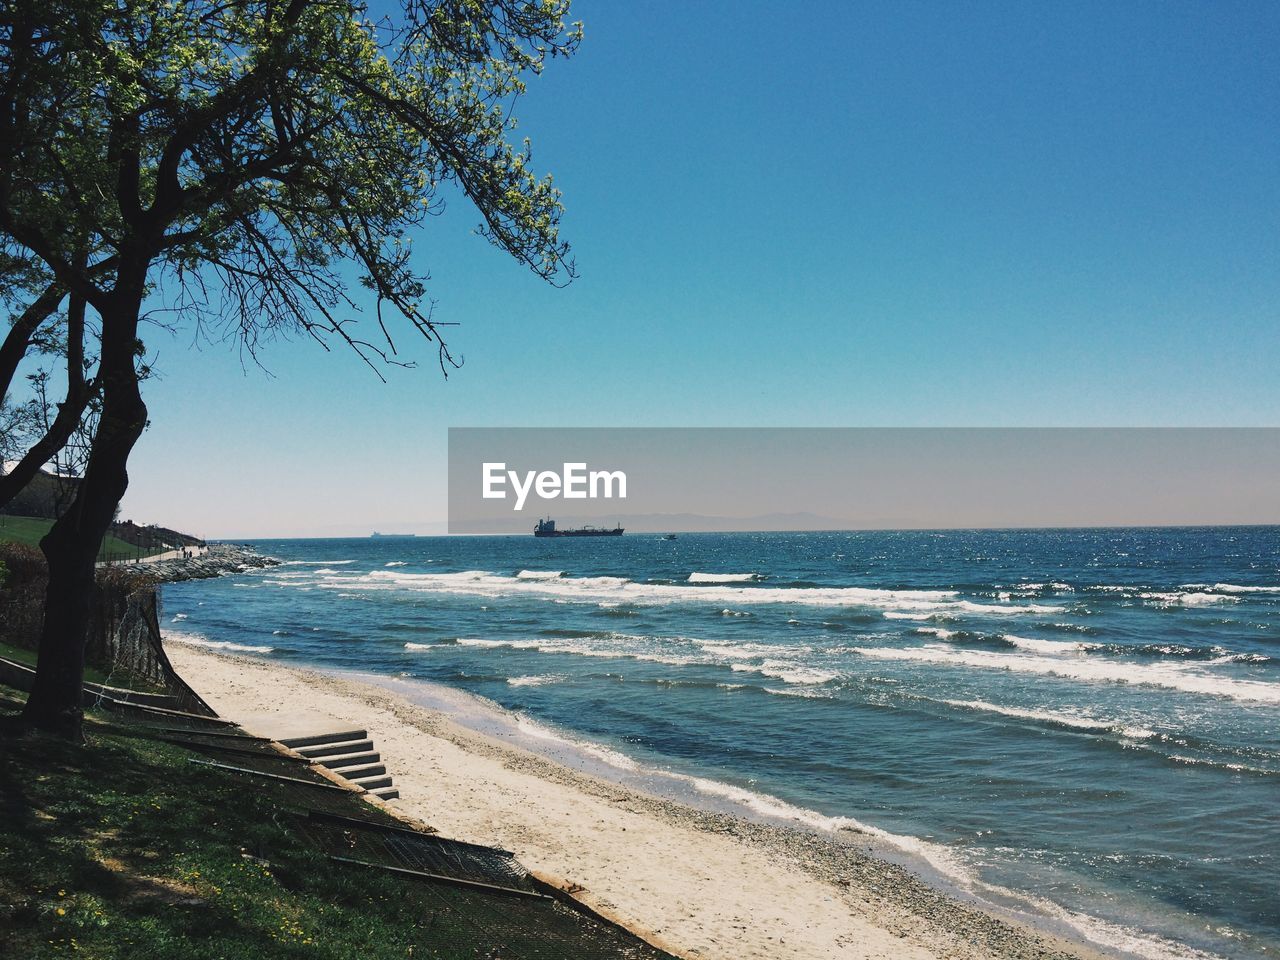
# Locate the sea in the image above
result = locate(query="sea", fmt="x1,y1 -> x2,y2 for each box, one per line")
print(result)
161,527 -> 1279,960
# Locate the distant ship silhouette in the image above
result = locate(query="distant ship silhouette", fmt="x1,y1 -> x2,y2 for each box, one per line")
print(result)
533,518 -> 624,538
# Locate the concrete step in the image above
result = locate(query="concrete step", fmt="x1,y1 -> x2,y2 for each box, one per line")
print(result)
369,786 -> 399,801
333,762 -> 385,780
320,750 -> 381,769
278,728 -> 366,749
349,773 -> 393,790
297,738 -> 373,758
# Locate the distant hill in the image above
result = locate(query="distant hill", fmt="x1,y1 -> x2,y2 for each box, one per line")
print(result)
0,464 -> 77,520
1,464 -> 203,549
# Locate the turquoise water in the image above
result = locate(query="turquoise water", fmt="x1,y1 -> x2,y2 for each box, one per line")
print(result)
163,528 -> 1280,959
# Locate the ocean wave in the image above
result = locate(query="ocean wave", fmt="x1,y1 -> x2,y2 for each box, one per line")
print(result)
1166,754 -> 1277,776
1185,583 -> 1280,594
1004,634 -> 1100,655
516,569 -> 563,580
281,559 -> 356,565
442,633 -> 840,685
852,643 -> 1280,704
937,698 -> 1156,740
319,569 -> 1064,617
1140,591 -> 1241,607
688,572 -> 762,583
763,686 -> 834,699
670,773 -> 972,881
730,659 -> 837,685
507,674 -> 564,687
403,642 -> 434,651
914,626 -> 957,639
166,631 -> 273,655
171,613 -> 188,622
696,641 -> 787,660
512,715 -> 640,771
385,560 -> 409,567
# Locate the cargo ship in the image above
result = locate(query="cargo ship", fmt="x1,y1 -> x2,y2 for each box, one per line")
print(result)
534,518 -> 624,538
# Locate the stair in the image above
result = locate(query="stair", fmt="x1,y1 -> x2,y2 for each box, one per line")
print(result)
297,738 -> 373,757
278,729 -> 398,801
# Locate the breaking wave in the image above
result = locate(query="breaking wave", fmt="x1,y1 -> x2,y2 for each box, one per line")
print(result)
851,643 -> 1280,704
937,698 -> 1156,740
319,568 -> 1067,618
166,630 -> 274,655
688,572 -> 762,583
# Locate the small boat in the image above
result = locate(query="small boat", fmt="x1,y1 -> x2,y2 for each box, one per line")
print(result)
663,534 -> 678,540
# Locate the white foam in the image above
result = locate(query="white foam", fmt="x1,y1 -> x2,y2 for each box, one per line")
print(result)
281,559 -> 356,565
403,642 -> 434,651
1206,583 -> 1279,594
672,773 -> 967,880
1140,591 -> 1240,607
763,686 -> 833,699
507,674 -> 565,687
1004,634 -> 1099,655
512,714 -> 640,770
688,572 -> 760,583
455,637 -> 543,650
335,569 -> 1065,617
171,613 -> 188,622
516,569 -> 563,580
759,660 -> 838,684
730,659 -> 837,685
938,698 -> 1156,740
385,561 -> 409,567
696,641 -> 783,660
853,644 -> 1280,704
166,631 -> 273,655
914,627 -> 956,639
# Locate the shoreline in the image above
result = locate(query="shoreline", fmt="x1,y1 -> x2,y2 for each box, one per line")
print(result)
164,641 -> 1121,960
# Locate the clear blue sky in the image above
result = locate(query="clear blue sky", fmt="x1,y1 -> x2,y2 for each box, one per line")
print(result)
118,0 -> 1280,537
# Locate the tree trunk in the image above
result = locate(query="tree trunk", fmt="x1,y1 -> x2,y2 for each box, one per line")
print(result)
21,282 -> 147,740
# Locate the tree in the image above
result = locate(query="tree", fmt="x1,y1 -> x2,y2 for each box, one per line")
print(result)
1,0 -> 580,738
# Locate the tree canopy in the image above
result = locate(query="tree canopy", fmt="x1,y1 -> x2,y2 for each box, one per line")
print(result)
0,0 -> 581,736
2,0 -> 579,366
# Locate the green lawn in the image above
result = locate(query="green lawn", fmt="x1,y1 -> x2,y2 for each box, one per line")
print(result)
0,640 -> 165,693
0,704 -> 488,959
0,516 -> 161,562
0,691 -> 672,960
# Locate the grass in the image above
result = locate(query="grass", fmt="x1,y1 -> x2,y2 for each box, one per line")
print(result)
0,517 -> 163,562
0,640 -> 165,694
0,702 -> 485,959
0,691 -> 671,960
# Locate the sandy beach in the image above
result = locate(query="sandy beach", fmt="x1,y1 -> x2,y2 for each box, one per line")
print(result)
163,642 -> 1113,960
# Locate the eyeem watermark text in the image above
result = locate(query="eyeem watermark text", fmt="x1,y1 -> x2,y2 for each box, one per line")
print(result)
482,462 -> 627,511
